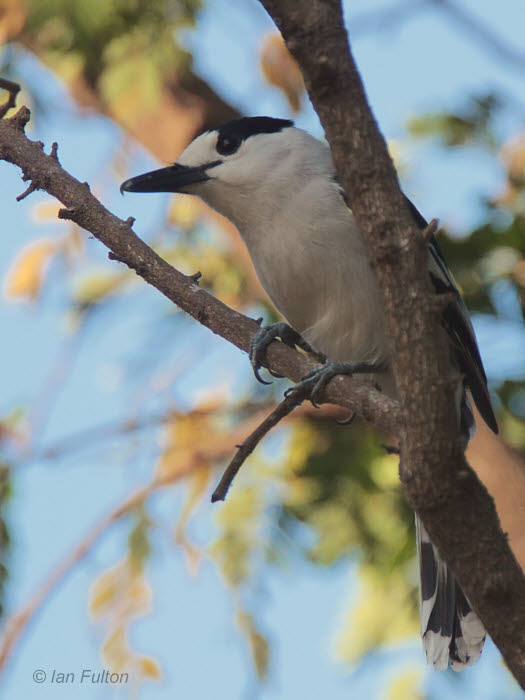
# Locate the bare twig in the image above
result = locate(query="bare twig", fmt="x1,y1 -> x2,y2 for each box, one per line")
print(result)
430,0 -> 525,73
350,0 -> 427,36
26,320 -> 88,457
49,142 -> 59,162
16,181 -> 37,202
0,78 -> 21,119
0,407 -> 270,672
0,470 -> 179,672
350,0 -> 525,75
422,217 -> 439,243
38,412 -> 172,461
211,387 -> 306,502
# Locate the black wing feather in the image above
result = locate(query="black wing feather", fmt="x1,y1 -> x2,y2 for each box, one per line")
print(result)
405,197 -> 498,433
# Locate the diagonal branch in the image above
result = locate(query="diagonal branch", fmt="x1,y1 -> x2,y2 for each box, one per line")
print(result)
430,0 -> 525,74
0,106 -> 399,436
211,386 -> 307,502
258,0 -> 525,686
0,472 -> 176,673
0,409 -> 273,672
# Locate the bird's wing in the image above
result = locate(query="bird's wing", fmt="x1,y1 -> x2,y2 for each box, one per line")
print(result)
333,182 -> 497,432
405,197 -> 498,433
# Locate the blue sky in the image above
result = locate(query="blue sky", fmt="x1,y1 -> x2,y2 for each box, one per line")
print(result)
0,1 -> 524,698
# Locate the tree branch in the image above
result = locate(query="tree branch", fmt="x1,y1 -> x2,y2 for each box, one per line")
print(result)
430,0 -> 525,74
258,0 -> 525,685
0,464 -> 197,673
0,106 -> 399,437
0,409 -> 272,672
211,386 -> 306,503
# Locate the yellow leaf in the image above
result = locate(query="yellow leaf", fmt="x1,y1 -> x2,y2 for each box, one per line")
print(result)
210,487 -> 263,586
4,239 -> 56,301
173,465 -> 210,574
31,201 -> 61,222
260,33 -> 304,112
0,0 -> 26,44
61,226 -> 85,263
124,575 -> 152,618
497,134 -> 525,206
155,409 -> 219,480
73,269 -> 127,306
176,534 -> 202,576
514,259 -> 525,287
501,134 -> 525,182
128,512 -> 151,571
168,194 -> 202,231
177,465 -> 211,532
89,567 -> 119,621
386,668 -> 423,700
237,610 -> 270,680
334,567 -> 417,663
138,655 -> 162,681
102,626 -> 130,673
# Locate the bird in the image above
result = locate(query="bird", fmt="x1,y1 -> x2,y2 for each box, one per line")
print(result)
121,116 -> 498,671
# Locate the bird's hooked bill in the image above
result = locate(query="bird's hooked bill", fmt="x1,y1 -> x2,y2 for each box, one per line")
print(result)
120,162 -> 217,194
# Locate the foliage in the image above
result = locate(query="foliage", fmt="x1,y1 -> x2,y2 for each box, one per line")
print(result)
1,0 -> 201,125
407,93 -> 501,148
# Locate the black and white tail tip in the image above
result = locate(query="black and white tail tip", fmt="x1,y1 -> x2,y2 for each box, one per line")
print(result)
416,516 -> 486,670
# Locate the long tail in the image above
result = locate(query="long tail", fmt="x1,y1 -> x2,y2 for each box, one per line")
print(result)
416,515 -> 486,670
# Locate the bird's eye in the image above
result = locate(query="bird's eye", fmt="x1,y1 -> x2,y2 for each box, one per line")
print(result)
216,133 -> 242,156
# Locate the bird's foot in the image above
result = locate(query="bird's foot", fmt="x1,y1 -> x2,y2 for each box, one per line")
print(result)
285,360 -> 380,408
249,321 -> 321,384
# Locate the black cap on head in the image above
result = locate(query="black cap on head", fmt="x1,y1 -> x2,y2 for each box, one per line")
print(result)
120,117 -> 294,195
213,116 -> 294,142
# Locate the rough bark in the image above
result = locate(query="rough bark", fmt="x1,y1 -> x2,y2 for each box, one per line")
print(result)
258,0 -> 525,686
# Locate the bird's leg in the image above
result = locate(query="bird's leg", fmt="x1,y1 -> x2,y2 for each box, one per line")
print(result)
249,321 -> 323,384
285,360 -> 384,408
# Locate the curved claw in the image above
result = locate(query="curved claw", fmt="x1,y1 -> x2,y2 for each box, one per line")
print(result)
249,322 -> 298,385
284,369 -> 323,408
249,328 -> 276,384
287,360 -> 380,409
268,368 -> 284,378
310,378 -> 328,408
252,364 -> 272,385
336,411 -> 356,426
248,322 -> 335,390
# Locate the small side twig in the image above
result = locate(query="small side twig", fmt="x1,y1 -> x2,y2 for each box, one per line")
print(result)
16,182 -> 38,202
211,387 -> 306,503
108,250 -> 126,264
58,207 -> 78,221
0,464 -> 200,673
49,142 -> 59,162
422,217 -> 439,243
0,78 -> 21,119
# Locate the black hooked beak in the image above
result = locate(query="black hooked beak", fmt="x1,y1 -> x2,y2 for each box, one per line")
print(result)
120,161 -> 220,194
